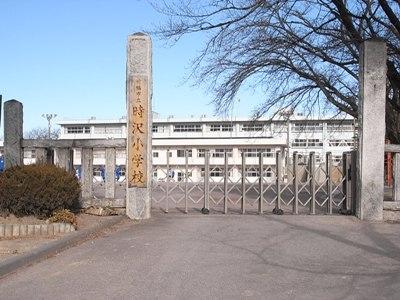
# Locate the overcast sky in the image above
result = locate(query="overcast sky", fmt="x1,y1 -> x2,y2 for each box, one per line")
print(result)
0,0 -> 262,132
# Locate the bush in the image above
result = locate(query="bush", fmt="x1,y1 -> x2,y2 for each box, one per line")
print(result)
48,209 -> 77,228
0,164 -> 81,219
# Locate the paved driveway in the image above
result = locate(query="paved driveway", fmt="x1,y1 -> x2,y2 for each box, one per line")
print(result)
1,213 -> 400,299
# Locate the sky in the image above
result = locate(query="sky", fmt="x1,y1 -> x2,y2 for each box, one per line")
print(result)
0,0 -> 260,133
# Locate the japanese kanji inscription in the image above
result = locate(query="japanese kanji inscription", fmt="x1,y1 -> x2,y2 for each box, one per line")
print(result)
128,76 -> 148,188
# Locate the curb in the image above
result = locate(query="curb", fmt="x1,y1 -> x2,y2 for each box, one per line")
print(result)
0,215 -> 125,278
0,223 -> 75,238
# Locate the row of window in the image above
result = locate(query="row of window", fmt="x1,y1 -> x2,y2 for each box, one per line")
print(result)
241,148 -> 274,157
292,139 -> 324,147
210,124 -> 233,132
201,167 -> 273,178
93,126 -> 123,134
77,149 -> 277,159
66,122 -> 354,135
172,122 -> 353,133
171,123 -> 266,132
327,124 -> 354,131
65,126 -> 91,134
65,126 -> 122,134
152,148 -> 275,158
292,139 -> 354,148
292,123 -> 353,132
76,150 -> 126,159
292,123 -> 323,132
152,166 -> 274,180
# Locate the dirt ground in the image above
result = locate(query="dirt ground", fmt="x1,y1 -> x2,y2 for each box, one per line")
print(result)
0,213 -> 121,262
0,215 -> 47,225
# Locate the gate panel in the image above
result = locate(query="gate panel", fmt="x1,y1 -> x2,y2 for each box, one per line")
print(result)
151,148 -> 351,215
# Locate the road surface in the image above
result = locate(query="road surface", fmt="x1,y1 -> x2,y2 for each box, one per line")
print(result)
1,213 -> 400,299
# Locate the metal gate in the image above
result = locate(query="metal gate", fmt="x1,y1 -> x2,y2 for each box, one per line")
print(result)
151,149 -> 354,215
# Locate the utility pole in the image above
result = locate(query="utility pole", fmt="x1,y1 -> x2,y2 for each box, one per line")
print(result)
42,113 -> 57,139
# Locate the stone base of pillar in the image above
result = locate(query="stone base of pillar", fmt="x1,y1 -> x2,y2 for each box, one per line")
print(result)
126,188 -> 151,220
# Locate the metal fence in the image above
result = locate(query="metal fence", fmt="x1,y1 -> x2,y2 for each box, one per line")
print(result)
152,149 -> 352,214
15,143 -> 353,215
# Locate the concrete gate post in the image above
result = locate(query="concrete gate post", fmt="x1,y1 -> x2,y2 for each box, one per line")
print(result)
4,100 -> 23,169
356,39 -> 387,221
126,33 -> 152,220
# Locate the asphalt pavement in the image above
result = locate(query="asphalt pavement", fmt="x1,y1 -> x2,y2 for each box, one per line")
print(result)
1,212 -> 400,299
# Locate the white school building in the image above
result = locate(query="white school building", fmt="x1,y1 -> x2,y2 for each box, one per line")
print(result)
0,114 -> 355,181
53,113 -> 355,182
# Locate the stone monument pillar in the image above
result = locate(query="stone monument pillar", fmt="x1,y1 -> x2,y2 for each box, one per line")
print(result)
356,39 -> 387,221
126,33 -> 152,219
4,100 -> 23,169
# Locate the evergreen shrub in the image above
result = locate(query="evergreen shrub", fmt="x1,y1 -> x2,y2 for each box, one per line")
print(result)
0,164 -> 81,219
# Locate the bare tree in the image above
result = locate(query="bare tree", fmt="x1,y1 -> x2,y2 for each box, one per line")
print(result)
24,127 -> 60,140
151,0 -> 400,142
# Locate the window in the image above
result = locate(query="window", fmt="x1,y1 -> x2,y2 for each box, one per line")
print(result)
116,150 -> 126,158
245,167 -> 259,177
292,123 -> 323,132
93,167 -> 102,177
152,125 -> 165,133
177,149 -> 193,158
93,150 -> 105,159
153,170 -> 158,179
153,152 -> 159,158
292,139 -> 307,147
210,167 -> 223,177
177,171 -> 192,181
327,123 -> 353,132
94,126 -> 122,134
264,148 -> 274,157
243,149 -> 258,157
173,124 -> 202,132
292,139 -> 323,147
263,167 -> 273,177
242,124 -> 263,131
177,172 -> 184,181
202,167 -> 230,177
74,149 -> 82,160
212,149 -> 232,158
198,149 -> 205,158
245,166 -> 273,177
242,148 -> 273,158
94,126 -> 105,134
105,126 -> 122,134
273,123 -> 286,133
23,150 -> 36,159
66,126 -> 91,134
307,139 -> 323,147
209,124 -> 233,132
